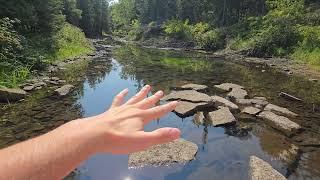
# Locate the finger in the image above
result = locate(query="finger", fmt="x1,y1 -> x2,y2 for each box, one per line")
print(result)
132,128 -> 181,148
110,89 -> 129,108
135,90 -> 164,109
125,85 -> 151,105
142,101 -> 178,124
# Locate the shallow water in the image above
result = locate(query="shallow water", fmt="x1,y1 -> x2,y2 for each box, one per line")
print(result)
1,44 -> 320,180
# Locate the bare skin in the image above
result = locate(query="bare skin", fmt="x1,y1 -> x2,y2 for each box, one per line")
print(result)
0,85 -> 181,180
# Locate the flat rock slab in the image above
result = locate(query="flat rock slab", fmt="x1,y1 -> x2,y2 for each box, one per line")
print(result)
212,95 -> 239,112
54,85 -> 75,97
236,98 -> 269,106
207,107 -> 236,126
162,90 -> 212,103
242,107 -> 261,115
258,111 -> 301,137
179,84 -> 208,92
0,88 -> 27,102
249,156 -> 286,180
214,83 -> 244,91
128,139 -> 198,168
264,104 -> 297,117
174,101 -> 212,117
227,88 -> 249,100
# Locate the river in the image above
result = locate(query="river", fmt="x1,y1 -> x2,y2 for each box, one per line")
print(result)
1,43 -> 320,180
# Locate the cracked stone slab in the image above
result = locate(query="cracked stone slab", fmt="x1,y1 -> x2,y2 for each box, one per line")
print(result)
249,156 -> 286,180
54,85 -> 75,97
236,98 -> 269,106
214,83 -> 244,91
179,84 -> 208,92
162,90 -> 212,103
128,139 -> 198,168
174,101 -> 213,117
242,107 -> 261,116
207,107 -> 236,126
258,111 -> 301,137
227,88 -> 249,100
212,95 -> 239,112
264,104 -> 297,117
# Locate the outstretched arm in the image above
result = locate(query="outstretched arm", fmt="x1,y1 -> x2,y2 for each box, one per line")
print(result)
0,85 -> 180,180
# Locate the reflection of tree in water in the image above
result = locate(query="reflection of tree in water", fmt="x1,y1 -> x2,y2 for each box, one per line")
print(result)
85,57 -> 113,89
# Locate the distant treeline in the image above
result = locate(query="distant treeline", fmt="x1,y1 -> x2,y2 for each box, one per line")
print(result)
111,0 -> 320,66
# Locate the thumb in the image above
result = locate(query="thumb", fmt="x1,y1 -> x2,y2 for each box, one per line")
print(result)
134,128 -> 181,148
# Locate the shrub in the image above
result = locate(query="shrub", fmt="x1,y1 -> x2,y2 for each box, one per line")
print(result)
164,19 -> 192,40
50,23 -> 93,61
191,22 -> 210,41
196,30 -> 225,50
292,25 -> 320,65
128,19 -> 143,41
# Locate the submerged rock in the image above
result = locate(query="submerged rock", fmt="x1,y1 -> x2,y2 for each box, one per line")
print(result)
211,95 -> 239,112
23,85 -> 35,91
249,156 -> 286,180
258,111 -> 301,137
227,88 -> 249,100
0,88 -> 27,103
179,84 -> 208,92
241,107 -> 261,116
193,112 -> 205,126
128,139 -> 198,168
264,104 -> 297,117
162,90 -> 212,103
236,98 -> 269,106
54,85 -> 75,97
207,107 -> 236,126
174,101 -> 213,117
214,83 -> 244,91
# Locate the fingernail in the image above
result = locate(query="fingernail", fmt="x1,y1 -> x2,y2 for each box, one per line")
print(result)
156,91 -> 163,96
122,88 -> 129,94
168,128 -> 181,139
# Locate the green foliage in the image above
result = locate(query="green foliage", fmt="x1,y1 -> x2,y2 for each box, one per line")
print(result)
292,25 -> 320,65
0,18 -> 23,67
64,0 -> 82,26
0,66 -> 31,88
164,19 -> 192,40
49,23 -> 94,61
197,30 -> 225,50
128,19 -> 143,41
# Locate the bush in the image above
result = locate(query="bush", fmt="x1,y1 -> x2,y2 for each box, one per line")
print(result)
49,23 -> 93,61
128,19 -> 143,41
196,30 -> 225,50
164,19 -> 192,40
292,25 -> 320,65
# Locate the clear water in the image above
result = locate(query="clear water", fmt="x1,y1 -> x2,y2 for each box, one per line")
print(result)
1,44 -> 320,180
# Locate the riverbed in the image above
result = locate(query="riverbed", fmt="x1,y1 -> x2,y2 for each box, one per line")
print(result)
1,43 -> 320,180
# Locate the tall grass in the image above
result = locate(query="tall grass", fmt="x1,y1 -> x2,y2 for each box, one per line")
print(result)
0,66 -> 32,88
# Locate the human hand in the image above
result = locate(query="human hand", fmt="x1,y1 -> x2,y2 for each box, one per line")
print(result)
82,85 -> 181,154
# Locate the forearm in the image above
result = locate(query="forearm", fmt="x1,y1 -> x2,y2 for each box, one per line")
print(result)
0,120 -> 97,180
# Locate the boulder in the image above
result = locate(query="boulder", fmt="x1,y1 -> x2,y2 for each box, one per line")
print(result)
0,88 -> 27,102
264,104 -> 297,117
214,83 -> 244,91
242,107 -> 261,116
211,95 -> 239,112
193,112 -> 205,126
236,98 -> 269,106
54,85 -> 75,97
179,84 -> 208,92
207,107 -> 236,126
174,101 -> 213,117
249,156 -> 286,180
227,88 -> 249,100
258,111 -> 301,137
34,82 -> 46,87
128,139 -> 198,168
162,90 -> 212,103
